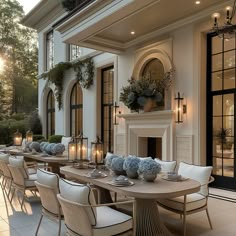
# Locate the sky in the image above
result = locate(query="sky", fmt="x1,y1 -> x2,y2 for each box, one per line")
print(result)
17,0 -> 41,14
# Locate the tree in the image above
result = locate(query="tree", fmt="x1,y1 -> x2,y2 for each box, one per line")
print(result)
0,0 -> 38,115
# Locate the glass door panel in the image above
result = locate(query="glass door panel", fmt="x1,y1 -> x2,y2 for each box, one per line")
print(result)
207,32 -> 236,190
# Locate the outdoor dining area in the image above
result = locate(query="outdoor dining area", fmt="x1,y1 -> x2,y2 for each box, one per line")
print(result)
0,131 -> 219,236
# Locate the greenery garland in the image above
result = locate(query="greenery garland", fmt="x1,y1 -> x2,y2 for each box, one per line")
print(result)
40,58 -> 94,110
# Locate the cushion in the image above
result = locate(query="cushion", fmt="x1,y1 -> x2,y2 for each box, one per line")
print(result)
178,162 -> 212,196
155,158 -> 176,172
92,206 -> 132,236
37,169 -> 59,193
61,137 -> 72,151
9,156 -> 24,167
0,153 -> 10,163
59,178 -> 97,225
158,193 -> 207,212
25,173 -> 37,187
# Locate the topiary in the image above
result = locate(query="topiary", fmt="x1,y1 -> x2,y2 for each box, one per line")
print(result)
48,135 -> 63,143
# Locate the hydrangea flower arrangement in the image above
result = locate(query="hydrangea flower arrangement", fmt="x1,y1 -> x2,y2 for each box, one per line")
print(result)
105,153 -> 119,169
138,157 -> 161,175
111,156 -> 125,173
123,156 -> 140,172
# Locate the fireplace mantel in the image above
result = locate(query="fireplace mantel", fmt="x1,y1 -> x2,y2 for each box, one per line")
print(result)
119,110 -> 174,121
119,110 -> 174,160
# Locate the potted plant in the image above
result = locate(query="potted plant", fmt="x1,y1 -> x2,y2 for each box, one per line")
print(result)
123,156 -> 141,179
120,70 -> 173,112
138,157 -> 161,182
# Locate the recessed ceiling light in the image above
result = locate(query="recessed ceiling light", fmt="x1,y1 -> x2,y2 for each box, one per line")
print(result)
195,1 -> 200,4
130,31 -> 135,35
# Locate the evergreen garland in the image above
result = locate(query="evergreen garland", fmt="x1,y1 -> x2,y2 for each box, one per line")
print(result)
40,58 -> 94,110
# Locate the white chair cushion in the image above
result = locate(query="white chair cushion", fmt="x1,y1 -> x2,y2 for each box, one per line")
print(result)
28,168 -> 37,175
155,159 -> 176,172
0,153 -> 10,163
9,156 -> 24,167
37,169 -> 59,193
158,193 -> 207,212
25,173 -> 37,187
61,137 -> 71,151
178,162 -> 212,196
59,178 -> 97,225
93,206 -> 132,236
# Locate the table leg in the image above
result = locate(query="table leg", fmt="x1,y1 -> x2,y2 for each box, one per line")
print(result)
135,199 -> 172,236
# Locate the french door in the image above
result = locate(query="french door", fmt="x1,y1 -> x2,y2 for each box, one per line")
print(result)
101,66 -> 114,154
207,32 -> 236,190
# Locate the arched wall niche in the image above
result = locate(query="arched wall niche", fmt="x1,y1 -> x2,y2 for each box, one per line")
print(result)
132,48 -> 174,110
132,48 -> 173,79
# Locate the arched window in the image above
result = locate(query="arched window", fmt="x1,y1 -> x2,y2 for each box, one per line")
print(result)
46,90 -> 55,138
70,82 -> 83,136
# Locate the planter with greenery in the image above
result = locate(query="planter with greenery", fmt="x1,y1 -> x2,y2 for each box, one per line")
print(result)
120,70 -> 173,112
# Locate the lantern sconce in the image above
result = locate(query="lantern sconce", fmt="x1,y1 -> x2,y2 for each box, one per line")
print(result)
13,130 -> 22,146
113,101 -> 121,125
26,130 -> 33,143
174,92 -> 187,123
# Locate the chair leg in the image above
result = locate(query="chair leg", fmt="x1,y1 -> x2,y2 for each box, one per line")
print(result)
10,188 -> 15,203
35,214 -> 43,236
58,217 -> 61,236
206,208 -> 213,229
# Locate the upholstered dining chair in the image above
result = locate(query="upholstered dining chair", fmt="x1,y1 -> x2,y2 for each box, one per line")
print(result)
0,153 -> 13,199
57,178 -> 136,236
157,162 -> 213,236
8,156 -> 38,209
154,158 -> 177,172
35,168 -> 63,236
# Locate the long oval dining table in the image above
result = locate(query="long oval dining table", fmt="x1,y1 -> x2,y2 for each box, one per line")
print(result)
60,166 -> 201,236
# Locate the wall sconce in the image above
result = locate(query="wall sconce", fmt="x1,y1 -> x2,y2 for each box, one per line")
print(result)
26,130 -> 33,142
174,92 -> 187,123
91,136 -> 104,167
113,101 -> 121,125
13,130 -> 22,146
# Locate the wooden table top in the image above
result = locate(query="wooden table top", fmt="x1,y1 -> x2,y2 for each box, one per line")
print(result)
60,166 -> 201,199
4,148 -> 69,163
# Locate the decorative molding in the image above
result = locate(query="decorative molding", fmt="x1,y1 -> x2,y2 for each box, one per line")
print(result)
120,110 -> 174,160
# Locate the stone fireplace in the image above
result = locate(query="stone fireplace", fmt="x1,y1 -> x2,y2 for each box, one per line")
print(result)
119,110 -> 174,160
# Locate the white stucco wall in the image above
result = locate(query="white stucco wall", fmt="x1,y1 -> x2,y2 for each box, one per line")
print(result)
36,7 -> 216,166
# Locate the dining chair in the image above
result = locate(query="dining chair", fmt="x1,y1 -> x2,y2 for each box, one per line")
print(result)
57,178 -> 136,236
0,153 -> 13,199
154,158 -> 177,172
35,168 -> 63,236
157,162 -> 213,236
8,156 -> 38,209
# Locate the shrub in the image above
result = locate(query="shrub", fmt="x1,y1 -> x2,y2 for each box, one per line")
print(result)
48,135 -> 63,143
27,110 -> 42,134
33,135 -> 46,142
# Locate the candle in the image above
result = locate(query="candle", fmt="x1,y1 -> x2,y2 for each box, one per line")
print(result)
69,144 -> 76,160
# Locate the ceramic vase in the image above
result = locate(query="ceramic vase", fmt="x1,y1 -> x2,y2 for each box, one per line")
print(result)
126,170 -> 139,179
143,172 -> 157,182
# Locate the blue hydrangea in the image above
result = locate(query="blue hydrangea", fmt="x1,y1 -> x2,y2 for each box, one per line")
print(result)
138,157 -> 161,175
105,154 -> 118,169
123,156 -> 140,172
111,156 -> 125,172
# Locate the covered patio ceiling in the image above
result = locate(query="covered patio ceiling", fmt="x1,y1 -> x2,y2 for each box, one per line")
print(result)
56,0 -> 230,53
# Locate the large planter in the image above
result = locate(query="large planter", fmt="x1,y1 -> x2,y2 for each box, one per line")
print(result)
143,98 -> 155,112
